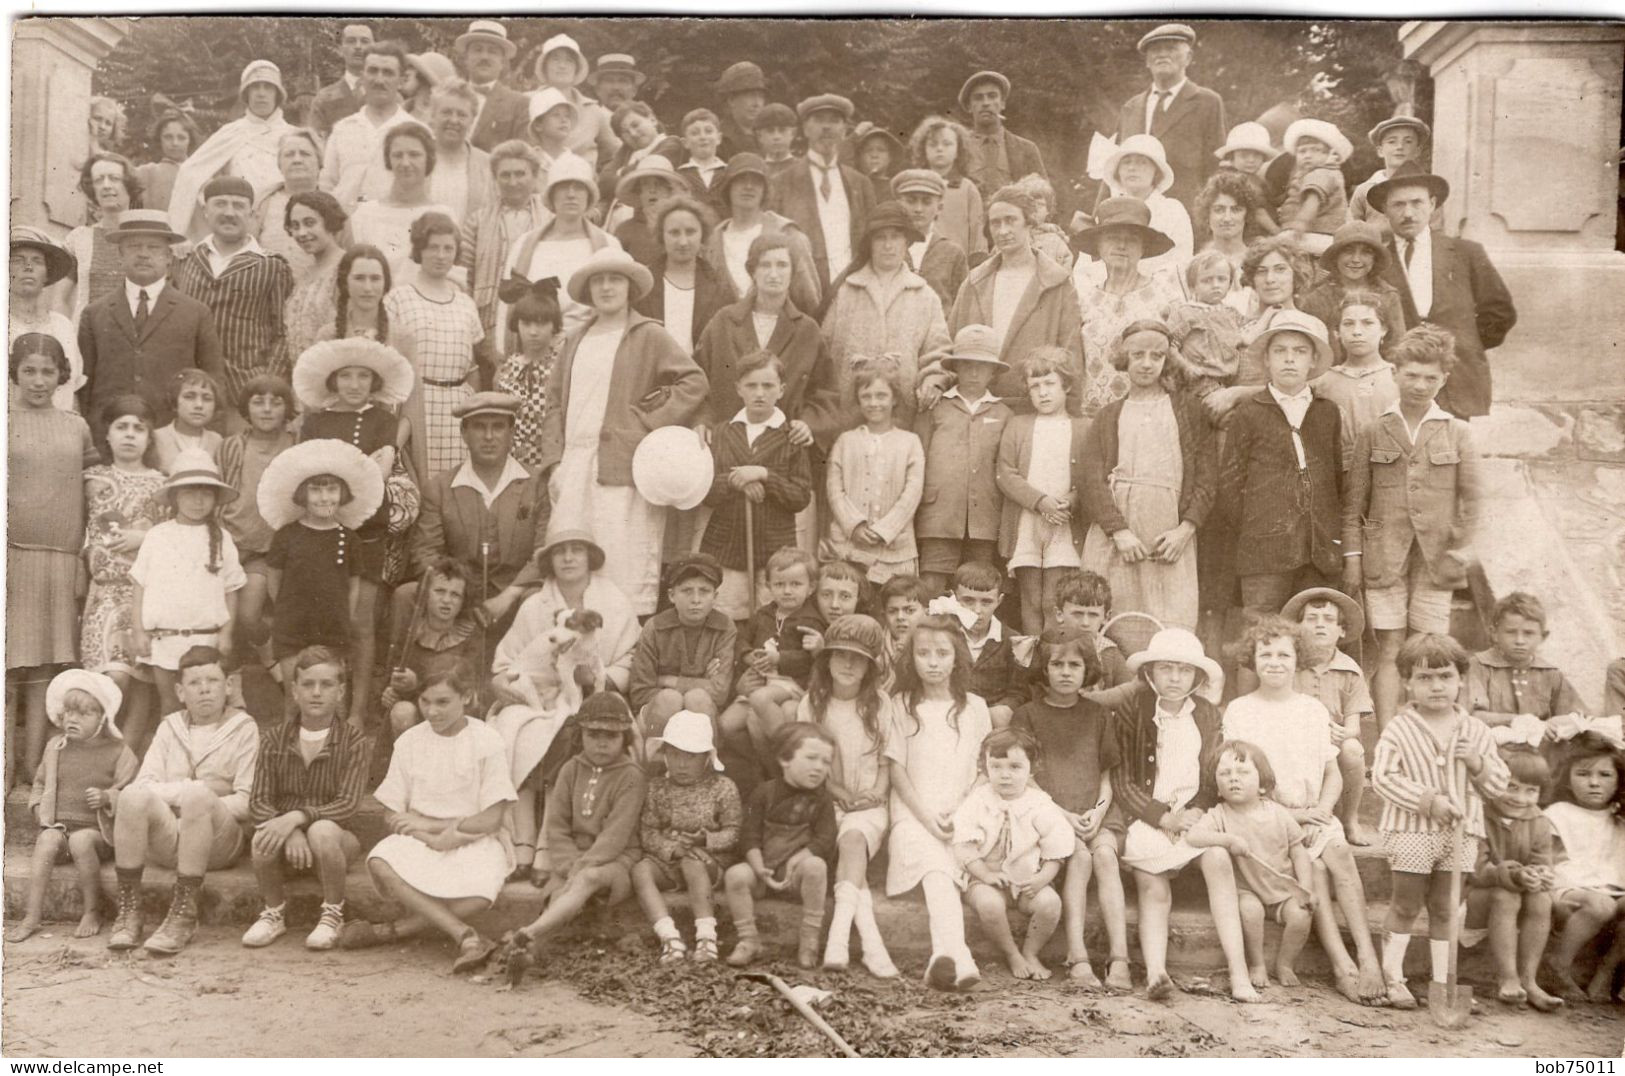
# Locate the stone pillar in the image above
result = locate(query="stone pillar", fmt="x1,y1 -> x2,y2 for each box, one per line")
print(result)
1399,21 -> 1625,407
10,17 -> 131,237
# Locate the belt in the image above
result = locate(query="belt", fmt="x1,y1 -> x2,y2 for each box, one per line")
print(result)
148,625 -> 224,639
424,377 -> 467,388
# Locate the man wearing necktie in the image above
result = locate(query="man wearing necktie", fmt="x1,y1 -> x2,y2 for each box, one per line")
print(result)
454,20 -> 531,153
1371,162 -> 1516,419
309,21 -> 375,136
957,70 -> 1049,200
1113,23 -> 1226,212
766,94 -> 874,292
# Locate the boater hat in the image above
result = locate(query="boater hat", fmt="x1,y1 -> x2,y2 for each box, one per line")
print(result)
1282,587 -> 1365,644
455,20 -> 518,59
46,668 -> 124,739
589,54 -> 646,88
291,338 -> 415,411
632,426 -> 714,510
257,437 -> 386,531
649,709 -> 724,771
162,447 -> 238,504
1125,626 -> 1222,685
107,210 -> 185,246
10,227 -> 76,287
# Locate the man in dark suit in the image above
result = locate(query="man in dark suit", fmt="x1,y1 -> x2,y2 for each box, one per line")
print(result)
1115,23 -> 1226,211
958,70 -> 1048,198
767,94 -> 874,293
77,211 -> 224,438
1372,162 -> 1516,419
455,20 -> 530,153
715,61 -> 767,162
309,20 -> 374,136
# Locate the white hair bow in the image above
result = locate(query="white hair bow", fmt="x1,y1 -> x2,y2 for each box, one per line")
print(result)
926,594 -> 977,632
1545,712 -> 1625,751
1490,713 -> 1548,750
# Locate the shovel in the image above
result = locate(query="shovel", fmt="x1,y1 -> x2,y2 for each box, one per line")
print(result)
1429,768 -> 1473,1028
738,971 -> 859,1058
744,493 -> 757,617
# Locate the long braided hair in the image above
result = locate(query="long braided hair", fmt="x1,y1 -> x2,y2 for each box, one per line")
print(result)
334,245 -> 393,342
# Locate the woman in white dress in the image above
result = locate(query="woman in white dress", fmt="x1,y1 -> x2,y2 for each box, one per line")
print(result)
500,151 -> 621,341
348,123 -> 452,279
167,61 -> 294,241
347,663 -> 515,972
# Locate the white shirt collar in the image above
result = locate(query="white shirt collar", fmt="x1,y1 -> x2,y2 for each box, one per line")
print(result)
450,455 -> 529,509
942,386 -> 1000,411
343,72 -> 360,92
1153,695 -> 1197,727
1151,78 -> 1188,99
1269,383 -> 1312,407
1381,399 -> 1452,424
731,407 -> 787,429
806,149 -> 839,170
199,234 -> 264,260
125,276 -> 166,308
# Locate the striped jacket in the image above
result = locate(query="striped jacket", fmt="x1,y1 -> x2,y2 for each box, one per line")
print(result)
173,245 -> 294,407
1371,706 -> 1508,840
248,717 -> 372,827
699,417 -> 812,573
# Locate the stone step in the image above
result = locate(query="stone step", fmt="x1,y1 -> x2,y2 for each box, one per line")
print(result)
4,846 -> 1451,982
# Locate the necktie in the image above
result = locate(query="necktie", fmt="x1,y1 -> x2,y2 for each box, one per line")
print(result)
135,289 -> 150,334
813,160 -> 833,200
1153,89 -> 1171,120
1400,238 -> 1414,269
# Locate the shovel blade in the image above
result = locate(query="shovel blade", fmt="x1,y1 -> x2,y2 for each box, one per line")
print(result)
1429,981 -> 1473,1028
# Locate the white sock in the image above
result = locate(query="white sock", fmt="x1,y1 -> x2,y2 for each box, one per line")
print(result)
1382,932 -> 1411,980
922,872 -> 975,976
653,916 -> 680,942
825,882 -> 858,959
1429,939 -> 1451,984
694,916 -> 717,942
853,887 -> 897,970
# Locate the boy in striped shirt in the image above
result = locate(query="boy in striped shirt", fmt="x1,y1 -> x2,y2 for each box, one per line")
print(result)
1371,633 -> 1509,1009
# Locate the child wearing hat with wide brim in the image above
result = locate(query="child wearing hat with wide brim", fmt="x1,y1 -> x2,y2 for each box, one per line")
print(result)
7,669 -> 138,942
528,34 -> 618,170
257,438 -> 385,721
128,447 -> 247,714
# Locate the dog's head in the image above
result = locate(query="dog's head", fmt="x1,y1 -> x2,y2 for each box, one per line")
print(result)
562,607 -> 604,635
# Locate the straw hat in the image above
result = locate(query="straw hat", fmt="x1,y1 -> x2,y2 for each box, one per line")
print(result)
1214,121 -> 1278,161
46,668 -> 123,739
541,150 -> 599,210
649,709 -> 723,771
107,210 -> 185,246
238,59 -> 286,105
589,54 -> 646,88
291,338 -> 414,411
1281,587 -> 1365,643
942,324 -> 1007,370
613,153 -> 682,204
10,227 -> 76,287
163,447 -> 238,504
957,70 -> 1010,111
1365,159 -> 1450,213
1318,220 -> 1391,275
820,614 -> 887,665
1125,627 -> 1222,685
536,526 -> 606,574
1283,118 -> 1353,163
406,51 -> 457,89
1101,133 -> 1175,196
257,438 -> 386,531
1246,308 -> 1333,371
1072,196 -> 1174,259
632,426 -> 714,510
567,246 -> 654,305
454,20 -> 518,59
534,34 -> 589,87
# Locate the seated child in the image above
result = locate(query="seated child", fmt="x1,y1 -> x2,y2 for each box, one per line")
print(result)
510,694 -> 648,961
1186,740 -> 1315,990
348,662 -> 513,972
629,553 -> 737,749
1278,120 -> 1351,254
1542,732 -> 1625,1004
1222,617 -> 1386,1003
153,368 -> 224,474
1309,289 -> 1399,468
1164,250 -> 1245,399
1282,587 -> 1375,846
1056,570 -> 1129,687
719,547 -> 820,770
724,722 -> 837,968
1371,633 -> 1510,1009
876,574 -> 928,687
8,670 -> 137,942
1464,746 -> 1565,1011
1110,627 -> 1259,1002
632,710 -> 743,964
1012,627 -> 1128,989
796,614 -> 899,976
955,727 -> 1075,981
950,561 -> 1025,728
110,646 -> 259,956
1466,592 -> 1585,729
383,558 -> 483,736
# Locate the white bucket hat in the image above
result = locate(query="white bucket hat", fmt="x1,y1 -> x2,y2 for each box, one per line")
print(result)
1124,627 -> 1222,687
1102,133 -> 1174,196
1247,308 -> 1334,373
632,426 -> 714,510
46,669 -> 124,738
1283,118 -> 1353,163
291,337 -> 415,411
529,86 -> 581,129
1215,121 -> 1278,161
257,438 -> 386,531
650,709 -> 724,771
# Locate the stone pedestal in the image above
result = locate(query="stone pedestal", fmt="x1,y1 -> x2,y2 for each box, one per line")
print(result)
9,17 -> 130,237
1400,21 -> 1625,406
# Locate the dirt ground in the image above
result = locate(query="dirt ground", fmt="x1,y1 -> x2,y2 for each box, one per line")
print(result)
3,926 -> 1621,1058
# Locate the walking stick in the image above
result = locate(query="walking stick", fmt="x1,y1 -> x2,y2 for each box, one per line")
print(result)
480,540 -> 493,676
744,494 -> 757,616
387,567 -> 434,675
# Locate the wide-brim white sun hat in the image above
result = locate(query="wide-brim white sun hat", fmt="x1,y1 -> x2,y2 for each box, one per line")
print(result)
291,338 -> 415,411
632,426 -> 714,510
1124,626 -> 1223,687
46,668 -> 124,738
257,438 -> 386,531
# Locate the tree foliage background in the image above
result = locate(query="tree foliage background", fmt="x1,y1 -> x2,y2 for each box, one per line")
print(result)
95,16 -> 1420,207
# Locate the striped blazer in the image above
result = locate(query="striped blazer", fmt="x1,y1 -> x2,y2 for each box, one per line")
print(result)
173,246 -> 294,407
699,418 -> 812,572
1370,707 -> 1509,840
248,717 -> 372,827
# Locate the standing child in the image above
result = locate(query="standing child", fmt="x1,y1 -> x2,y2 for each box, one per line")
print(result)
1344,324 -> 1482,731
796,614 -> 899,976
1465,592 -> 1585,730
1370,633 -> 1510,1008
907,115 -> 986,259
949,562 -> 1025,728
1185,741 -> 1315,990
1282,587 -> 1375,846
892,169 -> 968,311
1277,120 -> 1351,254
628,553 -> 736,747
1109,627 -> 1259,1002
219,376 -> 297,661
81,395 -> 168,754
824,356 -> 926,584
754,103 -> 800,178
1310,290 -> 1400,468
1542,732 -> 1625,1004
152,369 -> 224,474
129,448 -> 247,716
884,613 -> 994,990
7,670 -> 137,941
1163,250 -> 1245,398
676,108 -> 727,213
1465,746 -> 1565,1011
701,351 -> 813,622
1222,617 -> 1388,1004
633,710 -> 742,964
915,325 -> 1013,595
1011,628 -> 1129,989
955,727 -> 1074,980
998,346 -> 1088,636
493,278 -> 564,470
1349,116 -> 1431,229
1300,225 -> 1407,367
724,722 -> 838,968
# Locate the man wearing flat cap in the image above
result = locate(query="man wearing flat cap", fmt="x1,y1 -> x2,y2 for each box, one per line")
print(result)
715,60 -> 768,162
173,174 -> 294,411
1114,23 -> 1227,210
310,21 -> 376,135
405,392 -> 550,638
767,94 -> 874,291
456,20 -> 531,153
958,70 -> 1049,198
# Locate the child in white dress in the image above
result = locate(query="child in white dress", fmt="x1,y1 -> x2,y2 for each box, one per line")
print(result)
1542,732 -> 1625,1003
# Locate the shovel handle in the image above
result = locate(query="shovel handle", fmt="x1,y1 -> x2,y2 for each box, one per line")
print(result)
1445,760 -> 1467,988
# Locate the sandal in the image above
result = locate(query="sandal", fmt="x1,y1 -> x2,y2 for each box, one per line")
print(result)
452,931 -> 497,973
692,938 -> 719,964
659,937 -> 689,964
338,919 -> 400,950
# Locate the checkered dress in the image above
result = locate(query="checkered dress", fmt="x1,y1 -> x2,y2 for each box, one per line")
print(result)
384,284 -> 484,475
494,339 -> 562,470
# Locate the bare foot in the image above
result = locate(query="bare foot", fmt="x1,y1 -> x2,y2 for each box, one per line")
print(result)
1231,977 -> 1264,1003
74,911 -> 103,938
1067,960 -> 1103,988
1007,952 -> 1036,980
1022,952 -> 1053,981
1585,978 -> 1617,1004
1276,966 -> 1301,988
5,919 -> 41,943
1105,959 -> 1134,992
1356,962 -> 1388,1005
1344,821 -> 1373,847
1248,963 -> 1271,989
1146,972 -> 1176,1001
1548,968 -> 1588,1004
1497,980 -> 1528,1006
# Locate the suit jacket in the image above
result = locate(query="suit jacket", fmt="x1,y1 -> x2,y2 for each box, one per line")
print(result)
77,284 -> 225,434
915,392 -> 1013,542
311,76 -> 363,135
693,297 -> 842,444
914,232 -> 968,312
1216,389 -> 1344,578
411,459 -> 550,595
470,83 -> 532,153
1379,233 -> 1516,418
963,127 -> 1049,198
1116,81 -> 1227,210
767,159 -> 875,293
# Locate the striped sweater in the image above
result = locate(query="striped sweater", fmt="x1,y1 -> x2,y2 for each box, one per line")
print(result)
1370,706 -> 1508,840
